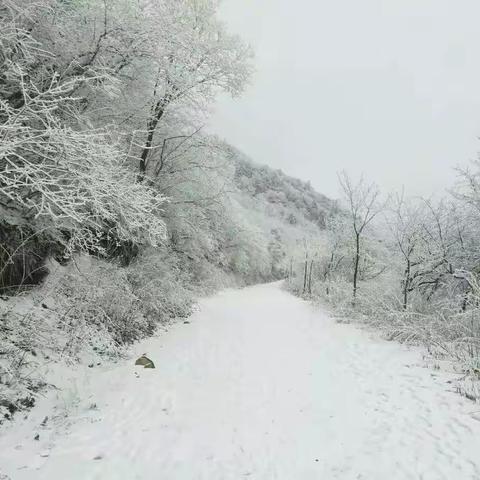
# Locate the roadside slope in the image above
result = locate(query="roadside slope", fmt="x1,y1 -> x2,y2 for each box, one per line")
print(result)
1,283 -> 480,480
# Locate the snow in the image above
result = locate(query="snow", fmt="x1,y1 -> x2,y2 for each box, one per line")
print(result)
1,282 -> 480,480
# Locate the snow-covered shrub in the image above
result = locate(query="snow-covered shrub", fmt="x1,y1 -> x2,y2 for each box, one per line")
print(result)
128,247 -> 195,323
55,259 -> 153,349
0,301 -> 58,421
379,306 -> 480,375
191,256 -> 238,292
0,222 -> 51,292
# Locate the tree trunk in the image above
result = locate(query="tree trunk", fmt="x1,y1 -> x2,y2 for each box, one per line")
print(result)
324,252 -> 334,296
307,259 -> 314,295
138,92 -> 173,179
352,232 -> 360,302
138,103 -> 165,178
303,258 -> 308,294
461,285 -> 471,312
403,259 -> 411,310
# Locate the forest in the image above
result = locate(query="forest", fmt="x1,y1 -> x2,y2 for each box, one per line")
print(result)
1,0 -> 480,428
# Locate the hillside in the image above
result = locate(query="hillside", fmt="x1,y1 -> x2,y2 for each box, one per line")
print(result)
232,151 -> 333,230
0,140 -> 333,423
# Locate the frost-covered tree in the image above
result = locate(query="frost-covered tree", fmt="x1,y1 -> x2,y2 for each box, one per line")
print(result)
0,0 -> 167,283
133,0 -> 253,178
338,172 -> 383,301
387,193 -> 426,309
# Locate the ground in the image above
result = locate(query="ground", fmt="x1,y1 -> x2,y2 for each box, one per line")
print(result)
1,283 -> 480,479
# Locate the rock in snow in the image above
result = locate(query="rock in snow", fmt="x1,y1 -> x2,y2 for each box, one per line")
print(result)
135,355 -> 156,369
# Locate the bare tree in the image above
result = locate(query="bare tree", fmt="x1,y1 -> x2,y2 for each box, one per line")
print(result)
338,172 -> 383,302
387,193 -> 425,309
412,198 -> 477,305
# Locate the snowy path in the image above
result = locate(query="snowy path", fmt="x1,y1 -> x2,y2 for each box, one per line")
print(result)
2,283 -> 480,480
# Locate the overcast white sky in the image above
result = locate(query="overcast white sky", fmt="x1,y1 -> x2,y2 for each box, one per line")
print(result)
209,0 -> 480,198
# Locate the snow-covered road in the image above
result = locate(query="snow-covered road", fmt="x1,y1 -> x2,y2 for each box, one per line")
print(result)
2,282 -> 480,479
